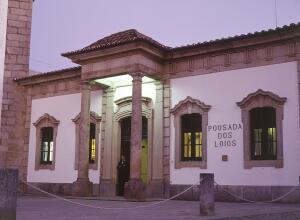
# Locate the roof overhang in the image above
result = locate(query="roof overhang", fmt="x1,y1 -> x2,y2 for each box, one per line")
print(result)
62,40 -> 166,65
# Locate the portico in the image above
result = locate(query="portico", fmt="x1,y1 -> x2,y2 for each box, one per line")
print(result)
62,30 -> 166,198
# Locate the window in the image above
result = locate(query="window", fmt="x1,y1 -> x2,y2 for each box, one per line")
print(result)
89,123 -> 96,164
73,111 -> 101,170
181,113 -> 202,161
33,113 -> 59,170
171,96 -> 211,169
41,127 -> 54,164
250,107 -> 276,160
237,89 -> 286,168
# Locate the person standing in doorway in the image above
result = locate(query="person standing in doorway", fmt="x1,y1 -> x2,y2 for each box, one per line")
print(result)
117,155 -> 129,196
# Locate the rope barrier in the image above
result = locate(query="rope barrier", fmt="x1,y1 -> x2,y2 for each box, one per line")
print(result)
214,181 -> 299,204
20,179 -> 298,209
20,180 -> 200,210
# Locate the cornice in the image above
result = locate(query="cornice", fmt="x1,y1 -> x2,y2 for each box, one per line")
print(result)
237,89 -> 287,107
33,113 -> 60,127
170,96 -> 211,114
72,111 -> 102,124
15,67 -> 81,86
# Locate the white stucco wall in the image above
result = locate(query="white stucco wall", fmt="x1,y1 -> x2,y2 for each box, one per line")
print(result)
0,0 -> 8,127
27,91 -> 103,184
170,61 -> 300,186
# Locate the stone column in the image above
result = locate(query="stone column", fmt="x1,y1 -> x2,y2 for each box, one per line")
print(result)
72,82 -> 92,197
124,72 -> 146,200
199,173 -> 215,216
0,169 -> 18,220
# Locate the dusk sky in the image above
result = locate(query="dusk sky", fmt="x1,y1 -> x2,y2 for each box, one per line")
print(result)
29,0 -> 300,72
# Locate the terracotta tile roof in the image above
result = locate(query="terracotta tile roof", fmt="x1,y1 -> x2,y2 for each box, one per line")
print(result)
172,22 -> 300,51
14,66 -> 81,82
62,29 -> 171,57
62,23 -> 300,57
16,22 -> 300,82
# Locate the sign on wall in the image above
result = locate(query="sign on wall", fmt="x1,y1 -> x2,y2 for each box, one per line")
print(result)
208,123 -> 242,147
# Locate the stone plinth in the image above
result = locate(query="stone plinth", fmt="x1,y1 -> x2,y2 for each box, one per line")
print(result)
72,178 -> 92,197
124,179 -> 146,201
0,169 -> 18,220
199,173 -> 215,216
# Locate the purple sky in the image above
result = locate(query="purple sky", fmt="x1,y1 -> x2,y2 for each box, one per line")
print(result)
29,0 -> 300,72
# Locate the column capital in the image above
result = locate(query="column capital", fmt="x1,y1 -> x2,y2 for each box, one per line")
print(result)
154,80 -> 162,86
80,81 -> 92,90
130,72 -> 144,82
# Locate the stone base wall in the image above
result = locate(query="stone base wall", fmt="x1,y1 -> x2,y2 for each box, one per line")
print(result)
99,179 -> 164,198
23,182 -> 100,197
170,184 -> 300,203
19,182 -> 300,203
146,179 -> 164,198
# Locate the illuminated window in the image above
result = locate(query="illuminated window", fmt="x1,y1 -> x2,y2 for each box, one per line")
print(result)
72,111 -> 101,170
89,123 -> 96,164
33,113 -> 59,170
171,96 -> 211,169
181,113 -> 202,161
41,127 -> 54,164
250,107 -> 277,160
237,89 -> 286,168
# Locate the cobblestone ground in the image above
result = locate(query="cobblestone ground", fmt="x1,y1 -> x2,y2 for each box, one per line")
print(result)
17,196 -> 300,220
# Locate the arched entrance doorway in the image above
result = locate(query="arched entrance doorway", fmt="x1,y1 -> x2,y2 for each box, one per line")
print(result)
116,116 -> 148,196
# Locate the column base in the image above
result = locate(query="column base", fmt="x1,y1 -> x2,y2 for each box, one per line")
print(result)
72,178 -> 92,197
124,178 -> 146,201
99,178 -> 116,197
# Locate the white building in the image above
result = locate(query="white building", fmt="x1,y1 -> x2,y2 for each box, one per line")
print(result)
13,25 -> 300,201
1,0 -> 300,201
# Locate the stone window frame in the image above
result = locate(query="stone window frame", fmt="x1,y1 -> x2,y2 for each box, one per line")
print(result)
237,89 -> 287,169
33,113 -> 60,170
72,111 -> 101,170
170,96 -> 211,169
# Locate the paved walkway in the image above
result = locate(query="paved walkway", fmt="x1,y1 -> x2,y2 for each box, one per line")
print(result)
17,196 -> 300,220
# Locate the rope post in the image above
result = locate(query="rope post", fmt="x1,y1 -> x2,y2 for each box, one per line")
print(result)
199,173 -> 215,216
0,169 -> 19,220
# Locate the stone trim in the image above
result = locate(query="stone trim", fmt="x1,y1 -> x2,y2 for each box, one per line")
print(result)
72,111 -> 101,170
100,87 -> 115,196
33,113 -> 60,170
296,51 -> 300,129
114,96 -> 152,121
151,81 -> 163,186
166,39 -> 299,80
237,89 -> 287,107
162,79 -> 171,197
237,89 -> 287,169
298,57 -> 300,129
113,95 -> 153,181
171,96 -> 211,169
16,38 -> 300,88
15,67 -> 81,86
23,87 -> 33,180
